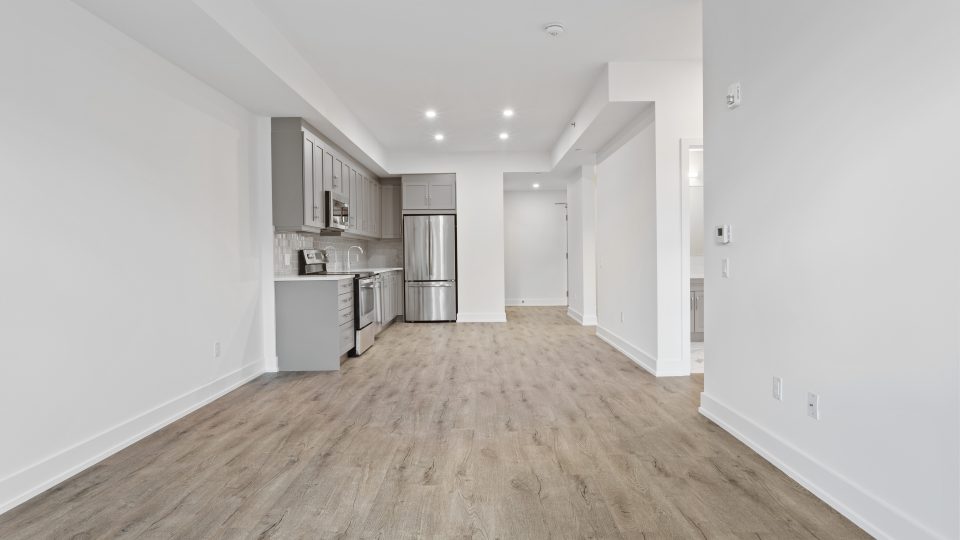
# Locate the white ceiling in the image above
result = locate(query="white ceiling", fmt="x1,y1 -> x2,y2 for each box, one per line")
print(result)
504,172 -> 575,192
253,0 -> 702,154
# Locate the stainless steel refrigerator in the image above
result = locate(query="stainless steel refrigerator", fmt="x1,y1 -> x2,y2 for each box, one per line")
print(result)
404,215 -> 457,321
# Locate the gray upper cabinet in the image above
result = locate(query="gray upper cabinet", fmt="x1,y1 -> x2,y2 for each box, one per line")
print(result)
402,178 -> 429,210
272,118 -> 381,238
272,119 -> 325,232
380,184 -> 401,239
402,174 -> 456,211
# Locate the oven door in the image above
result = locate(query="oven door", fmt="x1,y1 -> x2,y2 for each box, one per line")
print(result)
357,277 -> 376,329
326,191 -> 349,231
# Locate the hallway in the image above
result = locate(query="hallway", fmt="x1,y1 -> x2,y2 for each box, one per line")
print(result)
0,308 -> 866,538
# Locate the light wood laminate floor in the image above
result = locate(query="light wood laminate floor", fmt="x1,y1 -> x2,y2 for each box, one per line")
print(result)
0,307 -> 867,539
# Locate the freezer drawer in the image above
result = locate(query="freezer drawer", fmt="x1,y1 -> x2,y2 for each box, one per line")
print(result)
405,282 -> 456,322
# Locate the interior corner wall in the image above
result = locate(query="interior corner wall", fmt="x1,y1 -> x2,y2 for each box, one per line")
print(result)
701,1 -> 959,539
504,190 -> 568,306
0,0 -> 268,515
595,116 -> 659,372
566,166 -> 597,325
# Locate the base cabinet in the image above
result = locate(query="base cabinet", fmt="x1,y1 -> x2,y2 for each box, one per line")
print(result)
276,278 -> 354,370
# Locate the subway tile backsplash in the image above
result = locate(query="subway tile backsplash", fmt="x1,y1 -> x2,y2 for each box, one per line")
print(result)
273,233 -> 402,275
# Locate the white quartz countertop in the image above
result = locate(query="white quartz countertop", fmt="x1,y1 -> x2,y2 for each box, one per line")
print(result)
274,275 -> 351,282
274,267 -> 403,282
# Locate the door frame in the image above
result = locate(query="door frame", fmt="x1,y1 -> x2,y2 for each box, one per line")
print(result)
680,138 -> 703,373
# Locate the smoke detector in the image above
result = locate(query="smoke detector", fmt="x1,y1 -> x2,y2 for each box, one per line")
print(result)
543,23 -> 565,37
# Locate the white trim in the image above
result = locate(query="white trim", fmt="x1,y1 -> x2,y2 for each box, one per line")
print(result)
566,307 -> 597,326
679,138 -> 703,373
506,297 -> 568,307
456,312 -> 507,323
596,326 -> 689,377
0,360 -> 265,516
265,355 -> 279,373
699,393 -> 946,540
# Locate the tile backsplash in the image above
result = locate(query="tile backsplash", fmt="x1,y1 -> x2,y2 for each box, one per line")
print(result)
273,232 -> 402,275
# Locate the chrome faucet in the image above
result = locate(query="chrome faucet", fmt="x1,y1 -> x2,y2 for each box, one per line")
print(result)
347,245 -> 364,271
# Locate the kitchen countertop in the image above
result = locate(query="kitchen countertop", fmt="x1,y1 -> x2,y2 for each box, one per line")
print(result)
274,267 -> 403,282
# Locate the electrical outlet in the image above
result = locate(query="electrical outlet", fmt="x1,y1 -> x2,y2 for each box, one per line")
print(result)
620,312 -> 624,323
772,377 -> 783,401
215,341 -> 221,358
721,258 -> 731,278
807,392 -> 820,419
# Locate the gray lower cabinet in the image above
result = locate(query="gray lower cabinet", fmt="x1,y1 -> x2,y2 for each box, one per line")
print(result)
691,278 -> 704,342
376,271 -> 404,335
275,278 -> 354,371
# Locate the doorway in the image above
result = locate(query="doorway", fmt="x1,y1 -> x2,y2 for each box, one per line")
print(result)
681,139 -> 704,373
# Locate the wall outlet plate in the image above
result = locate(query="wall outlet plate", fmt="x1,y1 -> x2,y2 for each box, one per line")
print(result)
772,377 -> 783,401
807,392 -> 820,419
726,82 -> 742,109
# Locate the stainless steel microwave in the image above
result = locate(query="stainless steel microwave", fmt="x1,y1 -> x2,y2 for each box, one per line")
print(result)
326,191 -> 349,231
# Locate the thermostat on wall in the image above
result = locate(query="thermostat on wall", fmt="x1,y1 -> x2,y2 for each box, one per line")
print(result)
715,224 -> 732,244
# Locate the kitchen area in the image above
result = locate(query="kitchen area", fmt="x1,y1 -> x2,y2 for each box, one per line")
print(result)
271,118 -> 457,371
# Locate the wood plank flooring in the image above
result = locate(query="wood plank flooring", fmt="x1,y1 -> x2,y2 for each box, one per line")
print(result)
0,307 -> 868,538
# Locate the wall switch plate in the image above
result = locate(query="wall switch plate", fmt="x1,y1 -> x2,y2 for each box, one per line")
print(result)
726,82 -> 742,109
215,341 -> 221,358
772,377 -> 783,401
721,258 -> 731,278
620,312 -> 624,323
807,392 -> 820,419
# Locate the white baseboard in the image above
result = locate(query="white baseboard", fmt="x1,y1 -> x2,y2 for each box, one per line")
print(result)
265,355 -> 279,373
566,307 -> 597,326
0,360 -> 265,516
506,298 -> 568,307
456,312 -> 507,323
699,393 -> 945,540
595,326 -> 689,377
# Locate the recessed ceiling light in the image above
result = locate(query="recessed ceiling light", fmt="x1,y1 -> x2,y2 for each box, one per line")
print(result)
499,132 -> 510,140
425,109 -> 437,119
544,23 -> 565,37
502,108 -> 515,118
532,183 -> 541,189
434,133 -> 444,141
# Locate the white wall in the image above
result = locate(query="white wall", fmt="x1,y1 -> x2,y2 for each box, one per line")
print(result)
566,166 -> 598,325
504,190 -> 568,306
0,0 -> 269,514
389,152 -> 550,322
700,2 -> 960,539
605,62 -> 703,375
595,112 -> 660,371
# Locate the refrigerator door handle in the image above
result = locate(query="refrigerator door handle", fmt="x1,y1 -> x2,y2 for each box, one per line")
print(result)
427,219 -> 433,277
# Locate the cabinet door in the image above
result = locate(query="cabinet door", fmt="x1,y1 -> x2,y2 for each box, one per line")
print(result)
322,149 -> 333,192
373,183 -> 381,238
365,178 -> 373,235
428,183 -> 455,209
402,178 -> 430,210
693,291 -> 705,333
380,185 -> 396,239
302,135 -> 323,228
349,171 -> 359,232
331,157 -> 343,194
